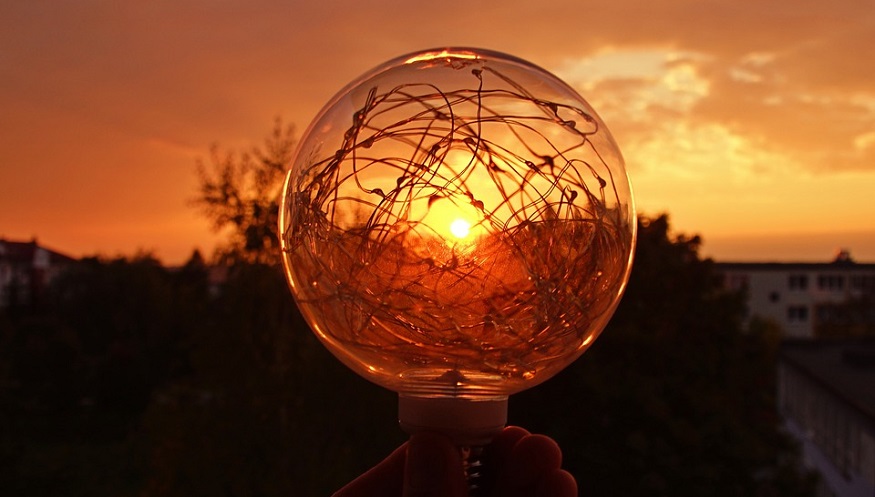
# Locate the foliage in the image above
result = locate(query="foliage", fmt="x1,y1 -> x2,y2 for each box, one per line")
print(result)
193,118 -> 296,266
136,262 -> 403,497
0,118 -> 820,496
512,214 -> 816,497
0,251 -> 209,496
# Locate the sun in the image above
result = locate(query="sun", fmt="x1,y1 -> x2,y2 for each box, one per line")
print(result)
449,218 -> 471,239
417,196 -> 483,244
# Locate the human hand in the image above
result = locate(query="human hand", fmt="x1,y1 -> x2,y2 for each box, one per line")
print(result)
332,426 -> 578,497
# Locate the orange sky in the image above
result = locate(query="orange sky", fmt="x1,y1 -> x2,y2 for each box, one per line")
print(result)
2,0 -> 873,264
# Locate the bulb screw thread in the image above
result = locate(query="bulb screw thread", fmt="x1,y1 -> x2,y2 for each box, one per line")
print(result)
461,445 -> 486,495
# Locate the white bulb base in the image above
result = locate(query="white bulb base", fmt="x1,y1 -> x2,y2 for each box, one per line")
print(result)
398,394 -> 509,446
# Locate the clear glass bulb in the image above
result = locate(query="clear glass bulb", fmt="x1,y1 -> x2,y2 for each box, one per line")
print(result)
280,47 -> 636,445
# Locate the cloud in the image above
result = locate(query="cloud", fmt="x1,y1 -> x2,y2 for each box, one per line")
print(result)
692,51 -> 875,172
1,0 -> 873,262
551,17 -> 875,174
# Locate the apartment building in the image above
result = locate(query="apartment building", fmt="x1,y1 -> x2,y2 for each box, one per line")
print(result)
717,252 -> 875,338
779,339 -> 875,497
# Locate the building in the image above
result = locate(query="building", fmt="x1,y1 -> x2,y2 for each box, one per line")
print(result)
0,238 -> 77,308
717,252 -> 875,338
778,339 -> 875,497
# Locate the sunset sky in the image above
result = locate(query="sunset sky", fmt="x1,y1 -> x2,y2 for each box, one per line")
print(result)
2,0 -> 873,264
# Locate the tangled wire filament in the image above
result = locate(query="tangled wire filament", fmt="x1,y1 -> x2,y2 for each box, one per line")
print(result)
283,58 -> 632,392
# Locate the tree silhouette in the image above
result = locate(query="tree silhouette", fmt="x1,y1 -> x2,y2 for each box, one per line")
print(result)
193,118 -> 296,266
0,251 -> 211,497
178,117 -> 818,496
137,262 -> 402,497
0,122 -> 818,496
512,214 -> 816,497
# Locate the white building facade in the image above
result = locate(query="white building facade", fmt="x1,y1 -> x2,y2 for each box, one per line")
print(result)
717,257 -> 875,339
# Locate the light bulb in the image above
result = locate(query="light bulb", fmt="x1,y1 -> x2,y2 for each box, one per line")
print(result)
280,48 -> 636,448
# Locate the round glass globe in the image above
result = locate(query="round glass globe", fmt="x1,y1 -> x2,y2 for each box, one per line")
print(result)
280,48 -> 635,436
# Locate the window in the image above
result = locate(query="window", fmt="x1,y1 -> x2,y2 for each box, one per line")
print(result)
817,305 -> 835,324
788,274 -> 808,290
817,274 -> 844,291
850,275 -> 875,292
788,305 -> 809,322
769,291 -> 780,303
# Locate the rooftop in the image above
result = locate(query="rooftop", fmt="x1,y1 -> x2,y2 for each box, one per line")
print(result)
717,261 -> 875,271
0,238 -> 77,264
717,249 -> 875,270
780,338 -> 875,423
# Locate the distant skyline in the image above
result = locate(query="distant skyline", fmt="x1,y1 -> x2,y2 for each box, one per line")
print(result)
2,1 -> 873,264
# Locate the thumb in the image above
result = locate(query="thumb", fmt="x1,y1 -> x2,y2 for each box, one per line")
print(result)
403,432 -> 468,497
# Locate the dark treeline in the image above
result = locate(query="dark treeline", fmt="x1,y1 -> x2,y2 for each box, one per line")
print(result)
0,120 -> 816,496
0,215 -> 816,497
0,249 -> 400,497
